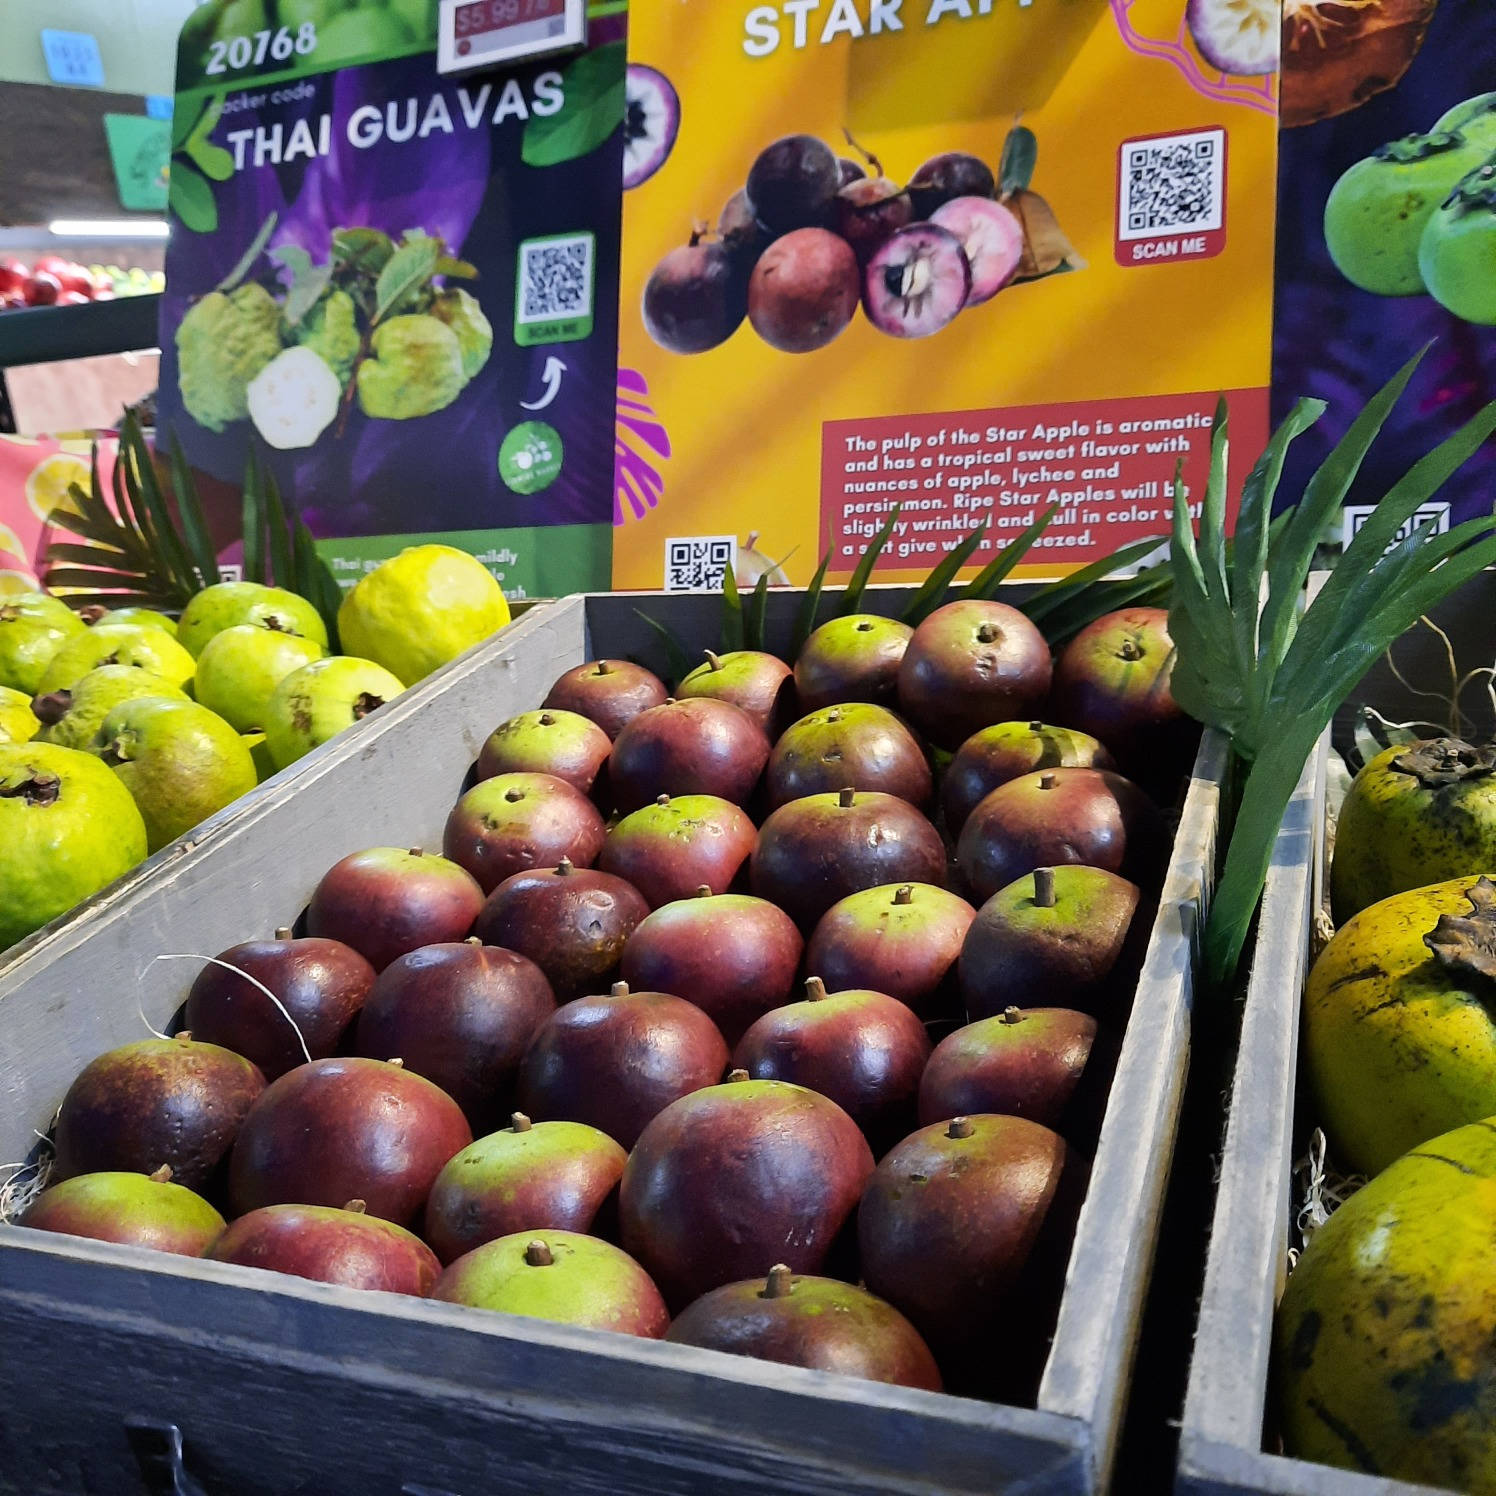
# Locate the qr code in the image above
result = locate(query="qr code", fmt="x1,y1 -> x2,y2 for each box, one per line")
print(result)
1342,501 -> 1449,553
665,536 -> 736,592
517,233 -> 594,323
1119,128 -> 1225,241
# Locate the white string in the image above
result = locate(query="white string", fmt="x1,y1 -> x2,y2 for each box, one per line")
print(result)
135,991 -> 169,1040
146,953 -> 312,1065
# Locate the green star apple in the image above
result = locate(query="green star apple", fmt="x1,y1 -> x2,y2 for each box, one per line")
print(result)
193,624 -> 326,733
0,741 -> 148,950
263,655 -> 406,770
90,696 -> 258,853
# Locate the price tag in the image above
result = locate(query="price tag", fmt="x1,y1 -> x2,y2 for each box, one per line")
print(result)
436,0 -> 586,75
40,28 -> 105,88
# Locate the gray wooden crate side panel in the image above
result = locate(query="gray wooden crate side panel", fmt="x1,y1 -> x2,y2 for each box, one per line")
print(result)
0,1231 -> 1087,1496
1038,729 -> 1225,1475
1178,735 -> 1327,1458
1178,1437 -> 1455,1496
0,600 -> 589,1166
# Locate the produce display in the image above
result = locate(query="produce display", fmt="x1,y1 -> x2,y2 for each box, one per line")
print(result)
15,589 -> 1199,1406
0,538 -> 514,955
0,255 -> 162,313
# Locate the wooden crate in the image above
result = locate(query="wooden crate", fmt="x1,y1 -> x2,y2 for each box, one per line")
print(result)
0,585 -> 1225,1496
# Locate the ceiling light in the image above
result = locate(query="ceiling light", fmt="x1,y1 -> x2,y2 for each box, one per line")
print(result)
47,219 -> 170,239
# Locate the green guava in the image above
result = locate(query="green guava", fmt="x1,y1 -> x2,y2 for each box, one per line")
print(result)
0,686 -> 40,745
263,654 -> 407,770
193,624 -> 326,733
0,594 -> 86,694
1419,161 -> 1496,325
336,544 -> 511,686
36,625 -> 197,695
239,730 -> 278,782
177,581 -> 329,657
175,284 -> 284,433
1323,130 -> 1494,296
314,7 -> 413,68
355,315 -> 466,420
97,607 -> 178,636
33,665 -> 189,751
431,288 -> 493,381
296,288 -> 362,386
277,0 -> 353,32
90,697 -> 258,853
0,742 -> 149,951
247,347 -> 343,450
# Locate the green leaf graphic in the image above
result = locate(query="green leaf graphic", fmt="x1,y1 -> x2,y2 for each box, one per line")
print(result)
169,163 -> 218,234
522,41 -> 626,169
214,211 -> 278,292
374,235 -> 441,323
270,243 -> 334,326
186,135 -> 235,182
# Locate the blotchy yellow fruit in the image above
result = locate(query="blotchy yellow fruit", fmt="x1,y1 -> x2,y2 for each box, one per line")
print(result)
337,545 -> 510,686
1276,1116 -> 1496,1490
0,742 -> 148,950
1307,874 -> 1496,1176
0,686 -> 40,744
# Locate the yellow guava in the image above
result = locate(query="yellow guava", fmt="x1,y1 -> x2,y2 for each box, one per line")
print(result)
0,686 -> 40,744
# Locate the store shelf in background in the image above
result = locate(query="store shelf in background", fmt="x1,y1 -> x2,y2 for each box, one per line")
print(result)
0,293 -> 160,368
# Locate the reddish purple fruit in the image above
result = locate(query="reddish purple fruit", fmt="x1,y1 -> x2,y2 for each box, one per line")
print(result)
52,1035 -> 266,1191
858,1114 -> 1088,1394
806,882 -> 976,1018
608,697 -> 771,814
752,788 -> 947,932
942,721 -> 1116,838
23,1166 -> 225,1256
517,981 -> 729,1149
666,1265 -> 942,1390
862,224 -> 972,339
718,188 -> 771,267
432,1229 -> 670,1338
423,1112 -> 627,1265
906,151 -> 997,218
1050,607 -> 1196,798
307,847 -> 484,971
748,228 -> 861,354
621,889 -> 804,1045
643,232 -> 746,355
745,133 -> 841,232
919,1007 -> 1113,1144
208,1199 -> 440,1296
835,147 -> 914,265
354,940 -> 555,1132
473,859 -> 650,1002
956,769 -> 1165,904
542,659 -> 668,741
598,793 -> 756,909
475,708 -> 612,798
183,929 -> 375,1081
443,772 -> 607,893
898,600 -> 1052,749
794,614 -> 913,713
620,1077 -> 876,1311
733,978 -> 931,1154
930,196 -> 1024,305
766,702 -> 931,810
228,1057 -> 472,1226
960,864 -> 1146,1019
677,649 -> 796,737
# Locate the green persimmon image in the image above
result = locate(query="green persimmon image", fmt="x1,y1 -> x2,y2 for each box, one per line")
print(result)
1324,130 -> 1495,296
175,284 -> 284,433
1419,161 -> 1496,325
1432,92 -> 1496,149
355,315 -> 466,420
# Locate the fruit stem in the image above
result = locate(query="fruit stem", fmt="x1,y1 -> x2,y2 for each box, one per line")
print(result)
344,1199 -> 367,1214
841,126 -> 883,178
611,981 -> 630,996
30,690 -> 71,726
977,624 -> 1000,644
761,1263 -> 795,1299
592,662 -> 612,677
1033,867 -> 1056,907
556,857 -> 574,875
1029,721 -> 1044,733
947,1117 -> 975,1139
696,884 -> 713,897
511,1112 -> 532,1132
894,885 -> 913,906
175,1031 -> 193,1043
1001,1006 -> 1024,1025
805,976 -> 827,1001
408,847 -> 424,858
1039,772 -> 1056,790
388,1057 -> 405,1069
539,712 -> 555,725
727,1068 -> 750,1083
1118,640 -> 1144,662
274,926 -> 293,940
149,1165 -> 174,1183
525,1240 -> 554,1267
656,793 -> 671,806
838,788 -> 856,808
704,650 -> 723,671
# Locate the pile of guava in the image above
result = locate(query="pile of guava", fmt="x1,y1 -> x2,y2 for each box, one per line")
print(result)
1323,92 -> 1496,325
175,222 -> 493,448
635,107 -> 1082,358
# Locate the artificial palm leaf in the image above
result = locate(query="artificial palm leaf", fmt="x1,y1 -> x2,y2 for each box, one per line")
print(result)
745,571 -> 771,653
1169,353 -> 1496,987
719,565 -> 745,653
961,505 -> 1057,603
900,522 -> 990,626
839,504 -> 903,615
790,551 -> 831,658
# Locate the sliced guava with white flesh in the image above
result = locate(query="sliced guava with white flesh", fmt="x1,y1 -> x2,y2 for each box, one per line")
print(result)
246,347 -> 342,451
1187,0 -> 1279,75
623,65 -> 680,191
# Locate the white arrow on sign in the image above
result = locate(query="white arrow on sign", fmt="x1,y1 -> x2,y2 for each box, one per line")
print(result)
519,356 -> 567,411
